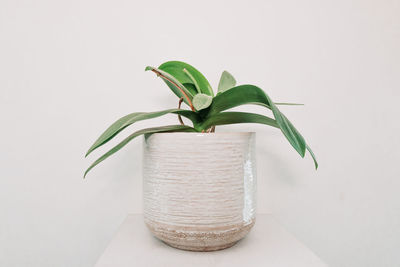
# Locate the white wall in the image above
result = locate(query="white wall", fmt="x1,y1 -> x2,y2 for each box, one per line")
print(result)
1,0 -> 399,266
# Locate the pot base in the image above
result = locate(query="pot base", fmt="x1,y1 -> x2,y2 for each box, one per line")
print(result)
163,240 -> 238,252
145,218 -> 255,252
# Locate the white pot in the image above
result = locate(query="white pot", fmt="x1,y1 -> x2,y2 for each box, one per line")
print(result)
143,132 -> 256,251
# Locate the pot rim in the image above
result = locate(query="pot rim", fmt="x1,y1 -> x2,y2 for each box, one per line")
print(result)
144,132 -> 256,140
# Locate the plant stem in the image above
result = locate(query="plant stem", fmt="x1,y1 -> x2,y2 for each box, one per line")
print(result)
177,97 -> 185,126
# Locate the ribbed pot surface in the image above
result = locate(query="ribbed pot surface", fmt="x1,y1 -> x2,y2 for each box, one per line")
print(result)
143,132 -> 257,251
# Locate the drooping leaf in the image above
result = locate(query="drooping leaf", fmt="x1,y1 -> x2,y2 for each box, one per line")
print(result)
207,85 -> 306,157
217,71 -> 236,94
202,111 -> 318,169
192,93 -> 213,111
84,125 -> 197,178
159,61 -> 214,96
145,66 -> 194,108
269,106 -> 306,157
85,109 -> 200,157
306,144 -> 318,169
200,112 -> 278,130
275,102 -> 304,106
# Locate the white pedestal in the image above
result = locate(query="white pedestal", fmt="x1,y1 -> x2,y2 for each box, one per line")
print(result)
95,214 -> 327,267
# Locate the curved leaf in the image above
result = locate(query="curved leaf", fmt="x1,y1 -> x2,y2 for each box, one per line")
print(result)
217,71 -> 236,94
208,85 -> 306,157
183,68 -> 201,94
208,84 -> 272,115
193,93 -> 213,111
275,112 -> 306,157
159,61 -> 214,96
202,111 -> 318,169
275,102 -> 304,106
306,144 -> 318,169
84,125 -> 197,178
145,66 -> 194,109
85,109 -> 200,157
200,112 -> 278,130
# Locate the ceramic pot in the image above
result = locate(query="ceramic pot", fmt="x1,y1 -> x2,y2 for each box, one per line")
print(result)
143,132 -> 256,251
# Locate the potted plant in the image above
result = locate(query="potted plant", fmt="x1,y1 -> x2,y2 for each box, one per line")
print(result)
84,61 -> 318,251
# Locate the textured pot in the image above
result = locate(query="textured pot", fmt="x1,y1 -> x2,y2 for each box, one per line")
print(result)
143,132 -> 256,251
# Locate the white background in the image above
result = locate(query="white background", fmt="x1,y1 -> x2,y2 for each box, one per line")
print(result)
1,0 -> 399,266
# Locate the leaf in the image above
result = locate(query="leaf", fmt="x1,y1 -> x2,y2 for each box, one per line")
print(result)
207,85 -> 306,157
200,112 -> 278,130
217,71 -> 236,94
306,144 -> 318,169
183,68 -> 201,94
159,61 -> 214,96
145,66 -> 194,109
182,83 -> 199,96
268,106 -> 306,157
84,125 -> 197,178
208,84 -> 272,115
192,93 -> 213,111
85,109 -> 200,157
275,102 -> 304,106
201,111 -> 318,169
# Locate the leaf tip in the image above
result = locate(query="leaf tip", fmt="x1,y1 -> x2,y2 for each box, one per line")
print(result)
85,147 -> 94,158
144,66 -> 153,71
83,166 -> 93,178
222,70 -> 235,79
297,145 -> 306,158
313,158 -> 319,170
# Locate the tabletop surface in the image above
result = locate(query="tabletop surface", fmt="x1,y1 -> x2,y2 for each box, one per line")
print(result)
95,214 -> 327,267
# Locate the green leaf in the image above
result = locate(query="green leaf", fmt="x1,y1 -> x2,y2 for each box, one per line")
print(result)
159,61 -> 214,96
208,85 -> 306,157
85,109 -> 200,157
306,144 -> 318,169
208,84 -> 272,115
145,66 -> 194,107
84,125 -> 197,178
268,105 -> 306,157
192,93 -> 213,111
183,68 -> 201,94
200,112 -> 278,130
204,111 -> 317,169
182,83 -> 199,96
217,71 -> 236,94
202,112 -> 317,169
275,102 -> 304,106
